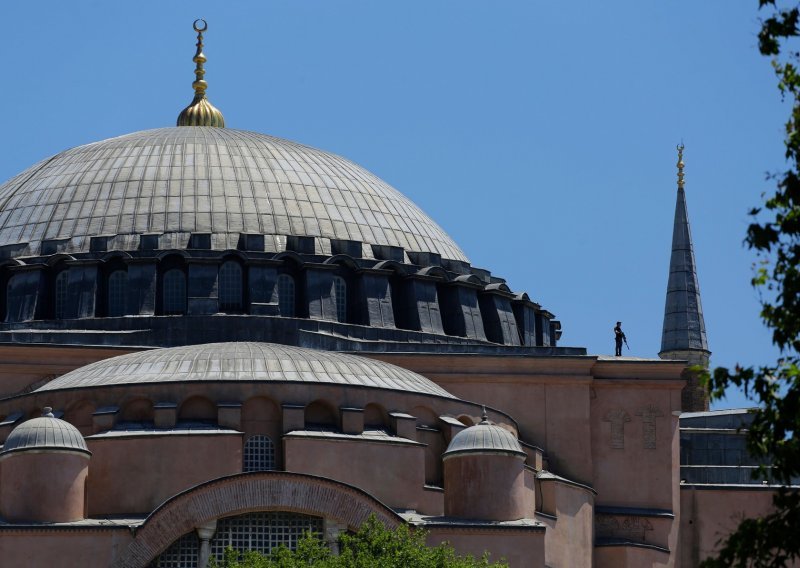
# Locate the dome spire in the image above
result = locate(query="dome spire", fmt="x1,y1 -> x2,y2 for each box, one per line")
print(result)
677,143 -> 685,190
177,19 -> 225,128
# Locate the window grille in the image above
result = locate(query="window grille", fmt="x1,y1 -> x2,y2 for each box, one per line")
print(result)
219,261 -> 243,312
154,531 -> 199,568
163,269 -> 186,315
210,512 -> 322,560
54,271 -> 68,319
277,274 -> 295,317
243,435 -> 276,472
107,270 -> 128,317
333,276 -> 346,322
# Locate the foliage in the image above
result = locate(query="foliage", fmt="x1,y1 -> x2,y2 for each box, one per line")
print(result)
700,1 -> 800,566
208,515 -> 508,568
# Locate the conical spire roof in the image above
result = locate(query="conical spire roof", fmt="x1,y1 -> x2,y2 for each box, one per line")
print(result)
660,145 -> 709,355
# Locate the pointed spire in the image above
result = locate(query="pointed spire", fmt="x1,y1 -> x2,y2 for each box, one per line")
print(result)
660,144 -> 709,360
177,19 -> 225,128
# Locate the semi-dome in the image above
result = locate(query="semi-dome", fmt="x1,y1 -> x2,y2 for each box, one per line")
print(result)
0,408 -> 90,457
36,341 -> 455,398
0,127 -> 467,262
443,415 -> 526,459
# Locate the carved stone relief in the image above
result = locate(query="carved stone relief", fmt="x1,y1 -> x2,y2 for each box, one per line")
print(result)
596,514 -> 654,542
636,405 -> 664,449
603,409 -> 631,449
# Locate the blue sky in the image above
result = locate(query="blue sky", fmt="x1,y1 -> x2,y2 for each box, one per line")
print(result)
1,2 -> 786,409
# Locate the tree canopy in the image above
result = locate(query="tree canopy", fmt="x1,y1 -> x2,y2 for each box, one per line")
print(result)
701,1 -> 800,566
208,515 -> 508,568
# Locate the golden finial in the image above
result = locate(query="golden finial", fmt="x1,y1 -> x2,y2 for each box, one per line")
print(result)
676,143 -> 685,190
177,19 -> 225,128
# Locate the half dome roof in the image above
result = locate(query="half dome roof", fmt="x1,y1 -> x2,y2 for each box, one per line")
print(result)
36,342 -> 455,398
0,127 -> 467,262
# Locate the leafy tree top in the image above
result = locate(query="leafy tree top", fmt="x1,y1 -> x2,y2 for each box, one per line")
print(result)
209,515 -> 509,568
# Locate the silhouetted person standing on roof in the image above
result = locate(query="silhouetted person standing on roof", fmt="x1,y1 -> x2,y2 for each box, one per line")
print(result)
614,321 -> 627,356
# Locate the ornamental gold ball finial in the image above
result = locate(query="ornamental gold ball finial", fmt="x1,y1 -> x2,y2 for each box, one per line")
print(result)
177,19 -> 225,128
676,143 -> 685,190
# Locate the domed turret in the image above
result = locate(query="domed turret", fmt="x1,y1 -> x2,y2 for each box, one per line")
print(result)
0,407 -> 91,523
442,410 -> 527,521
2,407 -> 90,456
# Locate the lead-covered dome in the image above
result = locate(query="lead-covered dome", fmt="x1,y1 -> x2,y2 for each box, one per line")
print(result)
0,408 -> 90,457
0,127 -> 467,262
37,342 -> 455,398
443,417 -> 526,459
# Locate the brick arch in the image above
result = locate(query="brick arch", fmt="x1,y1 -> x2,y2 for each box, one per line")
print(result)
113,471 -> 403,568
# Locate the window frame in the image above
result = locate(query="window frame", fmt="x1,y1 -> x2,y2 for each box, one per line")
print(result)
162,268 -> 187,316
218,260 -> 244,313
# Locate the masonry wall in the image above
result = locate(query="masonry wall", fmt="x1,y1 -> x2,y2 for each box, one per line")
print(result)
283,436 -> 430,513
426,527 -> 545,568
0,529 -> 132,568
86,432 -> 242,515
680,486 -> 783,566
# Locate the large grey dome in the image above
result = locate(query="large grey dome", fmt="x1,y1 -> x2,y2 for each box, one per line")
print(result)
0,127 -> 467,262
0,410 -> 90,458
37,342 -> 455,398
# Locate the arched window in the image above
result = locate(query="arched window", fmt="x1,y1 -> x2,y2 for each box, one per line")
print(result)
107,270 -> 128,317
163,269 -> 186,315
209,512 -> 322,560
277,274 -> 295,317
243,435 -> 276,472
218,261 -> 243,312
154,531 -> 199,568
54,270 -> 68,319
333,276 -> 346,323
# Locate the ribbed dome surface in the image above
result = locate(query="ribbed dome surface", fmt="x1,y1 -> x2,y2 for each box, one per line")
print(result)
1,413 -> 89,457
443,421 -> 525,458
0,127 -> 467,261
37,342 -> 455,398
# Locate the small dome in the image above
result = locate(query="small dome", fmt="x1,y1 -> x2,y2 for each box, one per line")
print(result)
0,408 -> 90,458
443,415 -> 525,459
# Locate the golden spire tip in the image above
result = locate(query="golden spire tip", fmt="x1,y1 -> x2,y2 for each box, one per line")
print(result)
676,143 -> 685,190
177,19 -> 225,128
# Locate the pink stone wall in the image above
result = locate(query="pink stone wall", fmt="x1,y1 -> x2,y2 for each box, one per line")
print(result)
590,383 -> 680,511
0,452 -> 88,522
594,544 -> 671,567
283,436 -> 428,512
426,527 -> 545,568
86,433 -> 242,515
0,529 -> 132,567
538,478 -> 594,568
680,487 -> 787,566
369,354 -> 597,485
443,454 -> 526,521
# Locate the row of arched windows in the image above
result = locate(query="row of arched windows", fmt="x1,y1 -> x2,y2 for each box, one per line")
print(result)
47,261 -> 341,320
153,263 -> 308,318
1,257 -> 550,346
2,259 -> 307,321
